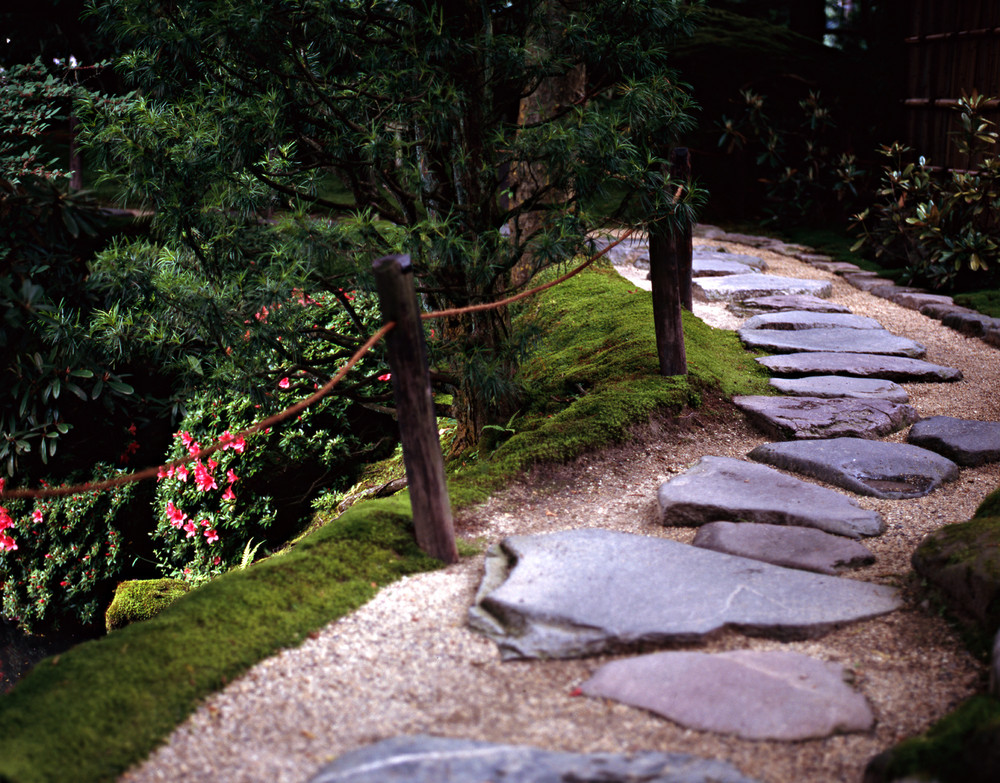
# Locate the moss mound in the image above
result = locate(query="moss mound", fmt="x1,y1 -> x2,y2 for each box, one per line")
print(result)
975,487 -> 1000,520
105,579 -> 191,632
864,695 -> 1000,783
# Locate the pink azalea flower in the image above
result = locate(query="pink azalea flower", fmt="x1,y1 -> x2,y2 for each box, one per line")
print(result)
278,377 -> 290,389
207,458 -> 218,470
193,461 -> 218,492
0,507 -> 14,531
183,520 -> 198,538
378,373 -> 391,381
166,501 -> 186,529
226,469 -> 239,484
212,556 -> 221,566
204,528 -> 219,544
0,532 -> 16,552
175,464 -> 190,482
32,509 -> 43,525
222,486 -> 236,502
179,431 -> 194,447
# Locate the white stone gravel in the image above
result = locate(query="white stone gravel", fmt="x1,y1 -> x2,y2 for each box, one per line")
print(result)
121,238 -> 1000,783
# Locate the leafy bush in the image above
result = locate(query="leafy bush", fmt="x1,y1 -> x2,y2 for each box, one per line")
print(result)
851,94 -> 1000,291
717,88 -> 863,225
0,465 -> 136,632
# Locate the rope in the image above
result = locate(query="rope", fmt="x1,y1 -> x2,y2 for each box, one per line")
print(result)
0,229 -> 636,501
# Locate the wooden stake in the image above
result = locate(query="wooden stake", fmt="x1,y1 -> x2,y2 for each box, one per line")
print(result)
373,254 -> 458,564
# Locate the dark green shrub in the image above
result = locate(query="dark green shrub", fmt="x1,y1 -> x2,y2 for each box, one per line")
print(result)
851,94 -> 1000,291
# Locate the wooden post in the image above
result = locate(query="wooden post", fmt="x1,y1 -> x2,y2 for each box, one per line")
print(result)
373,254 -> 458,564
648,227 -> 688,377
672,147 -> 693,311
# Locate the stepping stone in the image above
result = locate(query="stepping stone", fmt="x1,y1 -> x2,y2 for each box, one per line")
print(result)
919,302 -> 976,321
692,521 -> 875,575
748,438 -> 960,499
307,735 -> 763,783
691,257 -> 758,277
809,261 -> 863,274
468,529 -> 900,660
757,352 -> 963,382
843,275 -> 892,293
693,274 -> 832,303
733,395 -> 919,440
728,294 -> 851,317
871,284 -> 926,300
580,649 -> 874,741
657,456 -> 884,537
887,291 -> 953,310
906,416 -> 1000,466
769,376 -> 909,403
742,311 -> 882,331
986,325 -> 1000,348
942,310 -> 1000,336
693,248 -> 768,270
738,327 -> 927,358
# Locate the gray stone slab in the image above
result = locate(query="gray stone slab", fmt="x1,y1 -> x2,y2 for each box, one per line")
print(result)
692,521 -> 875,575
871,284 -> 926,300
809,261 -> 864,274
942,310 -> 1000,336
742,311 -> 882,331
738,327 -> 927,358
307,735 -> 763,783
468,529 -> 900,660
843,274 -> 890,292
769,376 -> 909,403
727,295 -> 851,317
757,352 -> 963,382
986,326 -> 1000,349
733,395 -> 919,440
692,258 -> 758,277
693,249 -> 768,270
795,252 -> 834,264
906,416 -> 1000,466
657,456 -> 884,537
919,302 -> 975,321
748,438 -> 960,499
581,649 -> 874,740
693,274 -> 832,303
887,292 -> 953,311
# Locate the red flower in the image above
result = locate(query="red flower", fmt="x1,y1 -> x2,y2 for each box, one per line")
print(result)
204,528 -> 219,544
166,501 -> 186,529
378,373 -> 392,382
226,469 -> 239,484
32,509 -> 43,525
183,520 -> 198,538
222,486 -> 236,502
278,377 -> 290,389
193,461 -> 218,492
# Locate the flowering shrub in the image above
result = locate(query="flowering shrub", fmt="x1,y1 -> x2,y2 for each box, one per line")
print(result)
152,380 -> 369,583
0,466 -> 136,632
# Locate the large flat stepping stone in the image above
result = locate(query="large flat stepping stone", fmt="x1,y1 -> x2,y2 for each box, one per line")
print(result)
693,248 -> 768,270
757,352 -> 963,382
906,416 -> 1000,466
733,395 -> 919,440
692,257 -> 759,276
742,311 -> 882,331
769,376 -> 909,403
738,327 -> 927,358
749,438 -> 960,499
581,650 -> 874,741
468,529 -> 900,660
728,294 -> 851,317
307,735 -> 762,783
658,456 -> 884,537
692,521 -> 875,575
694,273 -> 832,303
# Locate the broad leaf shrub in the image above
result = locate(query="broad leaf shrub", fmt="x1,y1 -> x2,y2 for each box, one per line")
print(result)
851,94 -> 1000,291
0,466 -> 136,632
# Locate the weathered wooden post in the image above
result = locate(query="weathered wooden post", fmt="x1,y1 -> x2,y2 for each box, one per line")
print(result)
373,254 -> 458,564
672,147 -> 694,311
647,148 -> 691,377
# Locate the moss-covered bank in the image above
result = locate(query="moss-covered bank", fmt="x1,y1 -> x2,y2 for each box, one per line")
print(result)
0,266 -> 770,783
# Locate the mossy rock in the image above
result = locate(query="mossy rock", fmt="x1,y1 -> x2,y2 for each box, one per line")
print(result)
105,579 -> 191,632
863,695 -> 1000,783
912,517 -> 1000,638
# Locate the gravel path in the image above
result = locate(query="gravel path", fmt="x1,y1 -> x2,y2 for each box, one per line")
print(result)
120,238 -> 1000,783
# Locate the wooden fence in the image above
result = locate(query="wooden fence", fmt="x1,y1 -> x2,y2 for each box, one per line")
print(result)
903,0 -> 1000,169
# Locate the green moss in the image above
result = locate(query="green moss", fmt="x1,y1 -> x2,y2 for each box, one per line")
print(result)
870,695 -> 1000,783
975,488 -> 1000,520
104,579 -> 191,632
955,289 -> 1000,318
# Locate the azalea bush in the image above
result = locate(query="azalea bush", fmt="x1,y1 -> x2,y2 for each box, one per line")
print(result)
0,466 -> 137,632
850,94 -> 1000,291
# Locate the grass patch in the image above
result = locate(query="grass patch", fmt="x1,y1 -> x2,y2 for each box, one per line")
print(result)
0,264 -> 769,782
